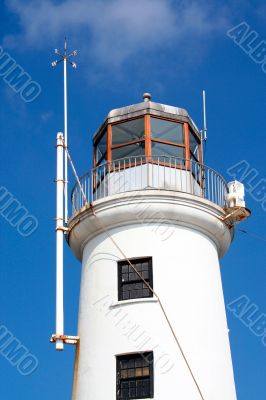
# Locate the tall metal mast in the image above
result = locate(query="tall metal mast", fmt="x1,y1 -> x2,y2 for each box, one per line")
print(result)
52,38 -> 77,223
51,40 -> 77,351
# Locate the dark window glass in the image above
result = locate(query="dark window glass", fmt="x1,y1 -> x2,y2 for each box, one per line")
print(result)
189,131 -> 200,161
95,163 -> 108,186
151,141 -> 185,164
118,258 -> 153,301
112,118 -> 144,146
151,118 -> 184,144
112,142 -> 145,161
190,159 -> 202,183
96,130 -> 107,163
117,353 -> 154,399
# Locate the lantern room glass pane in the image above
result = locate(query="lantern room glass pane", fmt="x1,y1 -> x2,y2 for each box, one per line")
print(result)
112,142 -> 145,160
96,130 -> 107,163
152,141 -> 185,162
151,118 -> 184,144
189,131 -> 200,161
112,118 -> 144,146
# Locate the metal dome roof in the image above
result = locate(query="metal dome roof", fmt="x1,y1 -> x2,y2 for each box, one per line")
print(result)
93,94 -> 200,142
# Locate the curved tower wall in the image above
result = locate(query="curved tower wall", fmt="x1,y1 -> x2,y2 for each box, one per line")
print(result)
69,191 -> 237,400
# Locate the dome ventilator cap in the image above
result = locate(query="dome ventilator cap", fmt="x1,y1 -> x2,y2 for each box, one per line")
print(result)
143,92 -> 152,102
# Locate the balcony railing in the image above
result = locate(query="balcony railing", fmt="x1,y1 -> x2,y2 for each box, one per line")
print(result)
71,156 -> 228,215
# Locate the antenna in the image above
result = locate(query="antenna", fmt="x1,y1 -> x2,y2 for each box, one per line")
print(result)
202,90 -> 207,141
52,38 -> 77,223
50,40 -> 79,352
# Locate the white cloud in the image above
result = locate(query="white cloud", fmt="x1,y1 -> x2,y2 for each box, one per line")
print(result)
4,0 -> 230,70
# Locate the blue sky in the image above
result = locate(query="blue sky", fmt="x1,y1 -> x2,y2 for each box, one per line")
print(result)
0,0 -> 266,398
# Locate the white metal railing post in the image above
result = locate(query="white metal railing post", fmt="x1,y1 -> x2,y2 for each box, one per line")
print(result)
55,132 -> 65,351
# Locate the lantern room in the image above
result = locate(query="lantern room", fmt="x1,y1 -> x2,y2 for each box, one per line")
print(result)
72,93 -> 230,213
93,93 -> 202,169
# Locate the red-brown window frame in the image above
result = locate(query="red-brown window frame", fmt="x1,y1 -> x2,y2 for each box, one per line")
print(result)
93,114 -> 202,170
110,116 -> 146,163
148,114 -> 188,168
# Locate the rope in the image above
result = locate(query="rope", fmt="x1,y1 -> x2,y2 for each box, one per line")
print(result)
237,228 -> 266,244
62,138 -> 88,208
65,143 -> 206,400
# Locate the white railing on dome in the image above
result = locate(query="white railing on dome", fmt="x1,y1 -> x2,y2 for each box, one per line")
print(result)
71,156 -> 228,215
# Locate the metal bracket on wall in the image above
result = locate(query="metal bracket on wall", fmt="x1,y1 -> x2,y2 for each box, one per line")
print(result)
220,206 -> 251,226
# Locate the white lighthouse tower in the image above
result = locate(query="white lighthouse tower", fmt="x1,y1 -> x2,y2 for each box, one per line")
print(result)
63,93 -> 250,400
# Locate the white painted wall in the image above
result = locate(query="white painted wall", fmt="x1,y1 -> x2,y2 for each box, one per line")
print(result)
94,164 -> 202,200
73,220 -> 236,400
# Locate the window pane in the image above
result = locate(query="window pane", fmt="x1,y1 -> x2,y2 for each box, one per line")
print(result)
122,265 -> 128,274
121,370 -> 128,379
128,369 -> 135,378
95,163 -> 107,186
112,142 -> 144,160
96,130 -> 107,162
135,359 -> 142,368
121,360 -> 128,369
189,131 -> 200,161
112,118 -> 144,146
142,288 -> 150,297
142,271 -> 149,279
190,155 -> 201,182
152,141 -> 185,162
151,117 -> 184,143
142,367 -> 150,376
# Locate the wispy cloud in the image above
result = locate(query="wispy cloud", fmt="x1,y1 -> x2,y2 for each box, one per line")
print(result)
256,3 -> 266,21
4,0 -> 230,71
41,110 -> 53,122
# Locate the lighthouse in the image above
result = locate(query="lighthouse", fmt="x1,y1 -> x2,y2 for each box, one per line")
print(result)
64,93 -> 250,400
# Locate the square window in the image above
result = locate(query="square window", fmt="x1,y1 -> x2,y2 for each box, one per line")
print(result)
117,353 -> 154,399
118,258 -> 153,301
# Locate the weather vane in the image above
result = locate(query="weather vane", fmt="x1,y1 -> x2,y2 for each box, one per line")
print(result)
52,38 -> 77,222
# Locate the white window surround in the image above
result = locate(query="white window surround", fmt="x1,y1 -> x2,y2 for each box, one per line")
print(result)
109,297 -> 158,309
